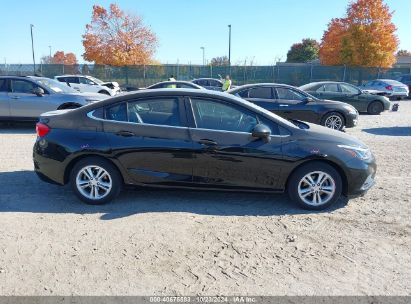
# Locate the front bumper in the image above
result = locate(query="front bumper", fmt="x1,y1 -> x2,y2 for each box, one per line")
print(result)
345,112 -> 359,128
345,156 -> 377,197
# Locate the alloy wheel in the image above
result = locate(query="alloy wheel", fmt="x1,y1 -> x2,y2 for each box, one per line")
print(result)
76,165 -> 112,200
297,171 -> 336,206
324,115 -> 343,130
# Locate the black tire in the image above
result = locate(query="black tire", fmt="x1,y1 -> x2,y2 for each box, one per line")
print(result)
98,90 -> 111,95
287,162 -> 342,210
70,157 -> 122,205
367,101 -> 384,115
321,112 -> 345,131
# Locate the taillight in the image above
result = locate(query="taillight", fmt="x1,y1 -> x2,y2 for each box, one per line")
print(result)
36,122 -> 50,137
385,85 -> 393,91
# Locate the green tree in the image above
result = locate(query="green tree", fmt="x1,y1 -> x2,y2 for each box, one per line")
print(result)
286,39 -> 320,63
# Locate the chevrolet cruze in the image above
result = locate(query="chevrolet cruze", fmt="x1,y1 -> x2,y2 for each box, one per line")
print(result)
33,89 -> 376,210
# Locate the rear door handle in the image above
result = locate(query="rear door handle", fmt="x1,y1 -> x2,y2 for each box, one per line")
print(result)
279,104 -> 289,107
116,130 -> 135,137
198,139 -> 218,146
11,96 -> 20,99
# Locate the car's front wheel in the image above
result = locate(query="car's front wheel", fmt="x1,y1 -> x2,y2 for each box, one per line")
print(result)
367,101 -> 384,115
321,112 -> 345,131
70,157 -> 122,205
287,162 -> 342,210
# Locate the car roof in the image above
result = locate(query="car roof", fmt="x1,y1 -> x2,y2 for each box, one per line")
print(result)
193,78 -> 222,81
0,75 -> 31,79
147,81 -> 203,88
55,74 -> 91,77
227,83 -> 296,93
376,79 -> 404,83
77,88 -> 297,128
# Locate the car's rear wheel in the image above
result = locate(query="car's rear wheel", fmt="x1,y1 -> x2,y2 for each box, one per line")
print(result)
70,157 -> 122,205
287,162 -> 342,210
367,101 -> 384,115
321,112 -> 345,131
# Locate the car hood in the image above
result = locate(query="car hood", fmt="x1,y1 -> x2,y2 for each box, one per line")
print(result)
361,89 -> 388,96
315,99 -> 350,106
303,122 -> 367,148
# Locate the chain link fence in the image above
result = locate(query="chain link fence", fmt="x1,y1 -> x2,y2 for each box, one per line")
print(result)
1,63 -> 410,88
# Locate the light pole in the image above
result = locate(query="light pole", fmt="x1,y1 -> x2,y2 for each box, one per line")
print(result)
30,24 -> 35,74
200,47 -> 205,66
228,24 -> 231,67
49,45 -> 52,59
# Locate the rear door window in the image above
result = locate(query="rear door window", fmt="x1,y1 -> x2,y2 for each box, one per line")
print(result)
276,87 -> 306,103
248,87 -> 273,99
209,80 -> 222,87
128,98 -> 182,127
320,83 -> 339,92
194,79 -> 209,87
10,79 -> 36,94
66,77 -> 80,84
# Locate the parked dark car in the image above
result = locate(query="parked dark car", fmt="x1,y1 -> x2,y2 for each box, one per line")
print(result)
192,78 -> 224,91
300,82 -> 391,115
33,89 -> 376,210
228,84 -> 358,131
396,74 -> 411,97
145,81 -> 204,90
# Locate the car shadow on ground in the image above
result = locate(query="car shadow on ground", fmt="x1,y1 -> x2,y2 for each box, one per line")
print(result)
0,170 -> 349,220
0,122 -> 36,134
362,127 -> 411,136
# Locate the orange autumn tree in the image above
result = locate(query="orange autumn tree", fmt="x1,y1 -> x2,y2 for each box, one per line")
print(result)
320,0 -> 398,68
82,3 -> 157,66
50,51 -> 78,65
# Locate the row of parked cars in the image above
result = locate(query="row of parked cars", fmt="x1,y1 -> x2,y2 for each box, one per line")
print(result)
0,72 -> 405,211
1,74 -> 408,132
1,74 -> 408,133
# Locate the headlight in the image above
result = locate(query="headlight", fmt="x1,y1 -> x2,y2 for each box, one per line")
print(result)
85,99 -> 100,103
343,105 -> 357,114
338,145 -> 372,160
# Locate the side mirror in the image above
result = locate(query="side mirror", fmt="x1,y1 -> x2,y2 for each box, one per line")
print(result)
303,97 -> 314,103
33,87 -> 45,97
252,124 -> 271,143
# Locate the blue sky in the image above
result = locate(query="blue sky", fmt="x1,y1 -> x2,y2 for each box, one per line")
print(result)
0,0 -> 410,65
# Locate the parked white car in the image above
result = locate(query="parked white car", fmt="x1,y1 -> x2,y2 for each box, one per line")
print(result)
54,75 -> 121,96
362,79 -> 409,100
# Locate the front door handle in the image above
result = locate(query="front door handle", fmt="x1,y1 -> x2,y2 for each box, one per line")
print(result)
279,104 -> 289,107
116,130 -> 135,137
10,96 -> 20,99
198,139 -> 218,146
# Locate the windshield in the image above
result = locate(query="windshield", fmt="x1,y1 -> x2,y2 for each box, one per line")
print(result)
32,77 -> 77,93
87,76 -> 104,84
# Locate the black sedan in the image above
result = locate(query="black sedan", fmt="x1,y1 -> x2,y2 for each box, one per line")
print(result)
228,84 -> 358,131
33,89 -> 376,210
300,82 -> 391,115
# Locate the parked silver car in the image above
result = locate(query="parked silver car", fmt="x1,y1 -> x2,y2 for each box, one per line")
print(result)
0,76 -> 107,121
362,79 -> 409,100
